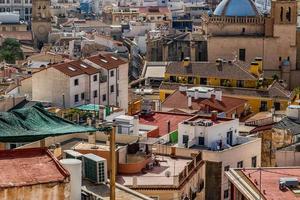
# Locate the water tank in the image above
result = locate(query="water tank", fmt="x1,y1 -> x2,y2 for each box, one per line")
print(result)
286,105 -> 300,120
60,159 -> 82,200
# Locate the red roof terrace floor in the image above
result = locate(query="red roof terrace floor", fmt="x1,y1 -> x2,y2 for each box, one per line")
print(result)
139,112 -> 193,137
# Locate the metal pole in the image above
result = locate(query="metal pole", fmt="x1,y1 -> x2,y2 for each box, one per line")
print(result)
110,125 -> 116,200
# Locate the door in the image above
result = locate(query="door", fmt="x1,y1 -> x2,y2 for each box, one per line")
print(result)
198,137 -> 204,145
182,135 -> 189,147
227,131 -> 233,146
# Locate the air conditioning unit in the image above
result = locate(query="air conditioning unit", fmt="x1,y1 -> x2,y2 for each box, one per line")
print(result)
64,150 -> 83,160
82,153 -> 107,184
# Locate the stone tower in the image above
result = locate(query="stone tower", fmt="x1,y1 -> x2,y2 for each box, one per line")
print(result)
31,0 -> 51,49
271,0 -> 297,88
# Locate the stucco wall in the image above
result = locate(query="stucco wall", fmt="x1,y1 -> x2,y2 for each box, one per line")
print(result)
32,68 -> 70,107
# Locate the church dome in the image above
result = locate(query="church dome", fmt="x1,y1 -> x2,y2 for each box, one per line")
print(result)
213,0 -> 260,17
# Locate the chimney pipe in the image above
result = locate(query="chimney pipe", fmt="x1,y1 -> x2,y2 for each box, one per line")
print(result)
211,110 -> 218,121
188,96 -> 192,107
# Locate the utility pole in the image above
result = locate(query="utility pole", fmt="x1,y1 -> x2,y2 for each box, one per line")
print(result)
109,124 -> 116,200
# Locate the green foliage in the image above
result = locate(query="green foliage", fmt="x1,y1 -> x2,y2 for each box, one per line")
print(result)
293,87 -> 300,95
272,74 -> 279,81
0,38 -> 24,64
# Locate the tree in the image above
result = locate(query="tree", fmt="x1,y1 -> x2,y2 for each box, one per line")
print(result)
0,38 -> 24,64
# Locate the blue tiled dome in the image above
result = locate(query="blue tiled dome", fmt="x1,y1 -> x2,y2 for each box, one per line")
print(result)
214,0 -> 259,17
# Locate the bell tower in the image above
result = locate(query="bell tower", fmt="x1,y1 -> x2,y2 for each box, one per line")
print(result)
31,0 -> 51,49
271,0 -> 297,25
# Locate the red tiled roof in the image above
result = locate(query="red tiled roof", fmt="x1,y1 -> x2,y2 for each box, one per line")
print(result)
139,112 -> 193,137
0,148 -> 69,188
51,60 -> 99,77
86,53 -> 127,70
0,31 -> 32,41
240,168 -> 300,200
162,90 -> 247,113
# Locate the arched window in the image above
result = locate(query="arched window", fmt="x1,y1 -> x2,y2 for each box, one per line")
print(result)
286,7 -> 291,22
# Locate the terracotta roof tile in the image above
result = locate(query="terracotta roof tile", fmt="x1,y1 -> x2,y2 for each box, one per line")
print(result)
166,61 -> 257,80
162,90 -> 247,113
86,53 -> 127,70
51,60 -> 99,77
0,31 -> 32,41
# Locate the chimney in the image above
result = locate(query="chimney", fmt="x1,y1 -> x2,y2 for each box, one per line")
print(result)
216,58 -> 223,71
255,57 -> 263,72
88,132 -> 96,145
188,96 -> 192,108
211,110 -> 218,121
182,57 -> 191,67
211,94 -> 216,102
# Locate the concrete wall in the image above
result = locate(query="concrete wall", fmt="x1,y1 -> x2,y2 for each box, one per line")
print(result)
276,151 -> 300,167
0,182 -> 70,200
0,96 -> 25,112
202,138 -> 261,200
20,77 -> 32,98
117,63 -> 129,112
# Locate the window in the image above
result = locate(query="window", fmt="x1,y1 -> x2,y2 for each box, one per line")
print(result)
12,26 -> 16,31
224,165 -> 230,171
93,75 -> 97,82
251,156 -> 257,168
110,70 -> 114,77
224,189 -> 229,199
74,94 -> 79,103
239,49 -> 246,61
110,85 -> 114,93
6,0 -> 9,3
14,0 -> 21,3
74,79 -> 79,86
0,0 -> 4,4
260,101 -> 268,112
237,161 -> 243,168
81,93 -> 85,100
237,80 -> 244,87
200,78 -> 207,85
93,90 -> 98,98
1,27 -> 6,31
102,94 -> 106,102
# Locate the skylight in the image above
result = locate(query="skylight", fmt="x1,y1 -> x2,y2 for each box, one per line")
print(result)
80,64 -> 88,68
101,59 -> 108,63
68,67 -> 76,71
111,56 -> 118,60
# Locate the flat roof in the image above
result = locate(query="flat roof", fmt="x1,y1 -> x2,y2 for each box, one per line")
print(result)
117,155 -> 192,187
139,112 -> 193,136
82,180 -> 152,200
227,168 -> 300,200
0,148 -> 69,188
